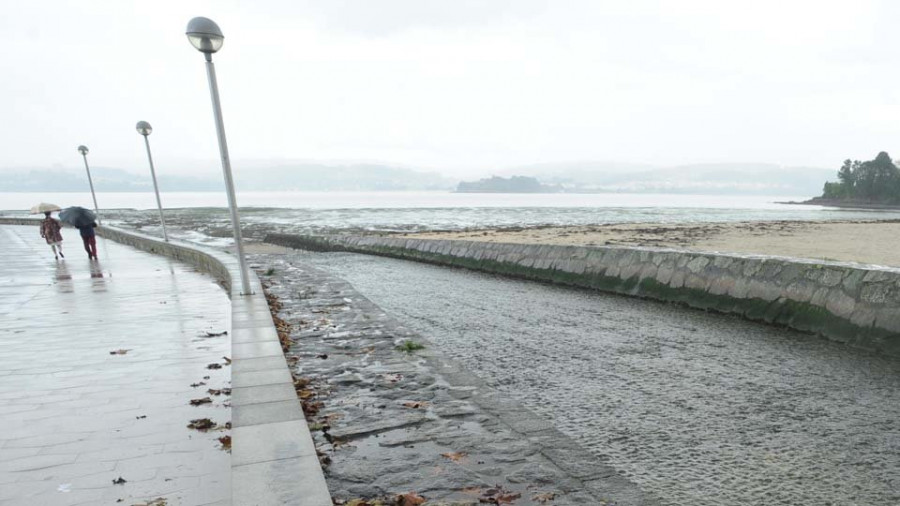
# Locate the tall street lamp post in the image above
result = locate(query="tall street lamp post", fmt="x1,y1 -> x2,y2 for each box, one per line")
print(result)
185,16 -> 252,295
136,121 -> 169,242
77,145 -> 101,224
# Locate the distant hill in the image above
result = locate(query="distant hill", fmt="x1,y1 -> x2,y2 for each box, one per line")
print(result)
1,160 -> 834,196
456,175 -> 560,193
232,162 -> 454,191
502,162 -> 833,196
0,167 -> 220,192
0,163 -> 455,192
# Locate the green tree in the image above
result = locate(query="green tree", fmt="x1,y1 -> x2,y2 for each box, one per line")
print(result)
837,159 -> 855,190
821,152 -> 900,203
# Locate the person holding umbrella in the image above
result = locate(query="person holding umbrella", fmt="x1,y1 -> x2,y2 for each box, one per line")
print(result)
59,206 -> 99,260
32,203 -> 64,260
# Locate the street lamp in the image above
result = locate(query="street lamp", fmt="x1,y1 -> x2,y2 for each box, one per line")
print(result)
136,121 -> 168,242
185,16 -> 252,295
77,145 -> 101,224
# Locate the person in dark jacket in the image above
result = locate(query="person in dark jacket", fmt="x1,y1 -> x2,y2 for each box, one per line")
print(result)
77,221 -> 98,260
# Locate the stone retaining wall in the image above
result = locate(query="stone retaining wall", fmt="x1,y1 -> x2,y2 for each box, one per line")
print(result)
265,233 -> 900,357
0,218 -> 332,506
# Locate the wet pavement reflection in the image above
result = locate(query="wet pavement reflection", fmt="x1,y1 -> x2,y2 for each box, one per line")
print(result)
0,226 -> 231,506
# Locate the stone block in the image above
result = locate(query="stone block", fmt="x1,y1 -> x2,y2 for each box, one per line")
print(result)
232,356 -> 290,374
860,283 -> 891,304
232,368 -> 293,389
233,399 -> 304,428
232,420 -> 317,467
233,341 -> 286,360
825,291 -> 857,320
232,326 -> 280,344
232,455 -> 331,506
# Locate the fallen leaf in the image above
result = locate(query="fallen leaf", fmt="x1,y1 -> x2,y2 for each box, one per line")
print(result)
532,492 -> 556,503
298,389 -> 315,400
109,349 -> 130,355
218,435 -> 232,450
207,388 -> 231,396
478,486 -> 521,505
440,451 -> 467,462
222,356 -> 232,365
190,382 -> 206,388
189,397 -> 212,406
187,418 -> 216,431
135,415 -> 147,420
402,401 -> 428,409
132,499 -> 167,506
111,476 -> 127,485
396,492 -> 427,506
206,363 -> 222,370
203,331 -> 227,337
497,493 -> 521,504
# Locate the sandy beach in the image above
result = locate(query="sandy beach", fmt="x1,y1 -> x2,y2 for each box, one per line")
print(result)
403,220 -> 900,267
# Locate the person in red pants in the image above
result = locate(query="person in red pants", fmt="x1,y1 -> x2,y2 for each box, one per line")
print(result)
77,221 -> 98,260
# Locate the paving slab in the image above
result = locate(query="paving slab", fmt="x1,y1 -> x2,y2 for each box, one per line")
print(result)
0,225 -> 231,506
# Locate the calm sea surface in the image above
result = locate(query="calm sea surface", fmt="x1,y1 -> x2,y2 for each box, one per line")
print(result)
4,191 -> 900,234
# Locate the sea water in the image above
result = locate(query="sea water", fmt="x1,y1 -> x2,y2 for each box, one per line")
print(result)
4,191 -> 900,234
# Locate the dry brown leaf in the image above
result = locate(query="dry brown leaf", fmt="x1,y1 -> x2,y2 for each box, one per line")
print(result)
440,451 -> 467,462
222,356 -> 232,365
298,389 -> 315,400
532,492 -> 556,503
479,486 -> 522,505
189,397 -> 212,406
206,363 -> 222,370
396,492 -> 427,506
187,418 -> 216,431
218,435 -> 232,450
132,498 -> 167,506
401,401 -> 428,409
109,349 -> 130,355
496,493 -> 521,504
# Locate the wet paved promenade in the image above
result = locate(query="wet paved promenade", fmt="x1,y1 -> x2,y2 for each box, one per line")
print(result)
0,225 -> 231,506
298,251 -> 900,506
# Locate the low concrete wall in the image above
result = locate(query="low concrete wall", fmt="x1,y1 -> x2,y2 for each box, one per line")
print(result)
1,218 -> 331,506
266,233 -> 900,357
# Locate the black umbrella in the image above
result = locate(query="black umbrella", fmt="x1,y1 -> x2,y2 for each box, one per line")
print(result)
59,206 -> 97,228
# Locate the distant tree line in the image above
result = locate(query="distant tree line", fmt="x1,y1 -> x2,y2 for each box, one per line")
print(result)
822,151 -> 900,203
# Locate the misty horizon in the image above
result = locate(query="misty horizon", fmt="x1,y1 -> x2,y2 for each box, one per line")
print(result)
3,1 -> 900,178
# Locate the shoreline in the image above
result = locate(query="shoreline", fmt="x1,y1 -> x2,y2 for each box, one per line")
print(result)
783,198 -> 900,211
398,218 -> 900,267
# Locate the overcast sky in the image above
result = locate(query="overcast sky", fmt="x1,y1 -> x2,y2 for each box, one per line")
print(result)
2,0 -> 899,178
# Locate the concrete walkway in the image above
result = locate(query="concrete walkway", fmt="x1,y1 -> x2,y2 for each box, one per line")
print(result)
0,225 -> 232,506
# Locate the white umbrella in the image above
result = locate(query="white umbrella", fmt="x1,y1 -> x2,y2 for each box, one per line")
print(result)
30,203 -> 62,214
